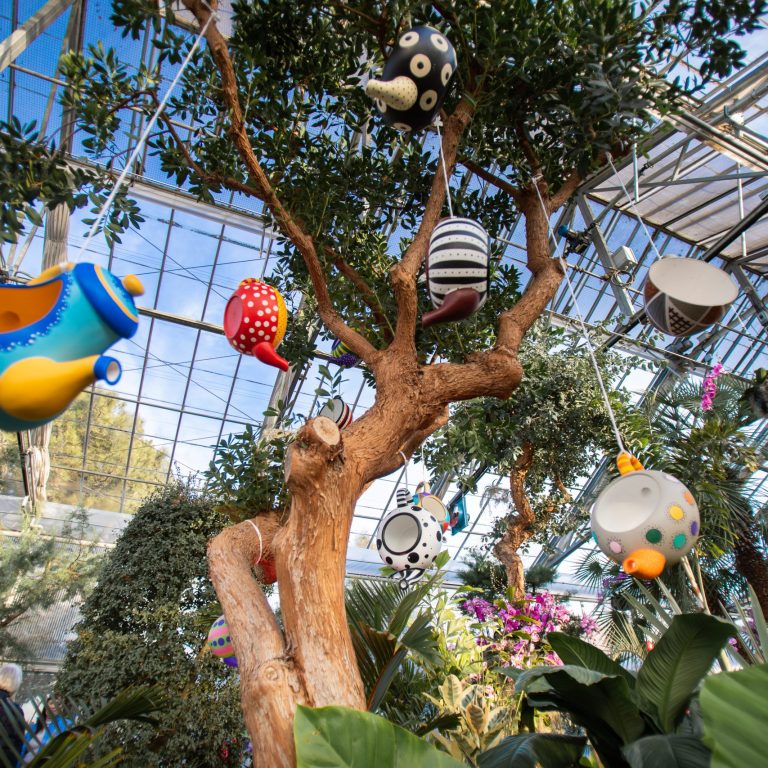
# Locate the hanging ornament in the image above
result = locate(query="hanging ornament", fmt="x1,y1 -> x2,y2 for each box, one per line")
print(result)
643,257 -> 738,337
414,481 -> 451,532
422,217 -> 490,328
330,338 -> 359,368
319,396 -> 353,430
255,554 -> 277,585
365,26 -> 457,133
449,495 -> 469,534
0,262 -> 143,432
590,453 -> 700,580
224,279 -> 289,371
377,488 -> 443,589
207,615 -> 238,667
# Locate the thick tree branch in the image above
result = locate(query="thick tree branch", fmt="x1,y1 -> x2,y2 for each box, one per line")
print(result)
180,0 -> 377,365
496,190 -> 564,351
494,442 -> 536,596
208,513 -> 286,671
372,405 -> 449,479
390,97 -> 476,352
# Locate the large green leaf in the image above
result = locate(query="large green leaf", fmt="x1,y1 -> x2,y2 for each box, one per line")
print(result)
700,663 -> 768,768
294,705 -> 465,768
622,735 -> 711,768
548,632 -> 636,687
636,613 -> 734,732
478,733 -> 586,768
519,666 -> 645,767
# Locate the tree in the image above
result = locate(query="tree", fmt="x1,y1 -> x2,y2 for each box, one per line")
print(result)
3,0 -> 764,762
425,324 -> 631,596
56,484 -> 245,766
0,509 -> 101,659
632,374 -> 768,613
0,391 -> 170,513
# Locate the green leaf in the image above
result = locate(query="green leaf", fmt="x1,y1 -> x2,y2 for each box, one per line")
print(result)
478,733 -> 586,768
519,666 -> 645,766
294,705 -> 465,768
636,613 -> 734,732
622,735 -> 710,768
548,632 -> 636,687
701,663 -> 768,768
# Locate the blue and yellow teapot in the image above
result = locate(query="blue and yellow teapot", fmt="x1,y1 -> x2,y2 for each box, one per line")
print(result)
0,261 -> 143,431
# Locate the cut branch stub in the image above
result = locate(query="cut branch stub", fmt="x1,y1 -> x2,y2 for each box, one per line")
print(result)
285,416 -> 342,493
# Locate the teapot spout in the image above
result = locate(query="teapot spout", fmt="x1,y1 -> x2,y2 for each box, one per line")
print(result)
365,77 -> 418,111
623,549 -> 666,580
0,354 -> 121,423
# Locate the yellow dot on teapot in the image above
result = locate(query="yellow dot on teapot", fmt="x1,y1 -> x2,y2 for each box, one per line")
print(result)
668,505 -> 684,521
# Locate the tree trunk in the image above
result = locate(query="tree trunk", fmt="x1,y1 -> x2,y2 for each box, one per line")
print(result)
734,523 -> 768,618
494,443 -> 535,598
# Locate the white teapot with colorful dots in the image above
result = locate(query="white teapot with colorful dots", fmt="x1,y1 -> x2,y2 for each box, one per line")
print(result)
590,453 -> 700,579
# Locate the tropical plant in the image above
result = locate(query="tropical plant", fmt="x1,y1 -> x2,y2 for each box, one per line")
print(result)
56,484 -> 245,766
425,675 -> 518,765
346,563 -> 446,714
624,373 -> 768,613
0,685 -> 164,768
514,613 -> 736,767
700,662 -> 768,768
293,704 -> 586,768
7,0 -> 765,759
463,591 -> 597,669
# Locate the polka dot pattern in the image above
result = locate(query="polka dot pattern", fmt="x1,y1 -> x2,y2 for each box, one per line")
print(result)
668,505 -> 684,521
365,25 -> 457,132
591,468 -> 700,577
646,528 -> 662,544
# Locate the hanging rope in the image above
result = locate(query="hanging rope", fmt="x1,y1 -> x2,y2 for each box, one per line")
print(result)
247,519 -> 264,565
398,449 -> 410,489
605,152 -> 663,262
530,177 -> 626,455
73,10 -> 217,262
434,117 -> 454,218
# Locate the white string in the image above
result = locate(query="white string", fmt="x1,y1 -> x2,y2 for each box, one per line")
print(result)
398,449 -> 409,489
73,11 -> 216,262
247,519 -> 263,565
531,178 -> 626,455
605,152 -> 664,262
434,118 -> 454,218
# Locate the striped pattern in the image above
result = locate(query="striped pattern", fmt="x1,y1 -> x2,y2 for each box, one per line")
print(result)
427,217 -> 489,309
319,397 -> 353,429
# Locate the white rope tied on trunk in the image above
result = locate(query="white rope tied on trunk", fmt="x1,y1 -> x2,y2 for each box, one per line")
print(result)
247,519 -> 264,565
530,176 -> 626,455
73,9 -> 217,262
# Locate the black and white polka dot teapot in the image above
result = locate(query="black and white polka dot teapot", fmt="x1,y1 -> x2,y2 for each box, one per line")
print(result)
376,487 -> 444,588
365,26 -> 457,133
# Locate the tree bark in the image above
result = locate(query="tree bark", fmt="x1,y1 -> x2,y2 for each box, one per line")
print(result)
734,523 -> 768,618
493,442 -> 535,598
178,3 -> 574,763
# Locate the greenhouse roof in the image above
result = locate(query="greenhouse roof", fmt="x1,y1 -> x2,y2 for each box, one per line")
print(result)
0,0 -> 767,583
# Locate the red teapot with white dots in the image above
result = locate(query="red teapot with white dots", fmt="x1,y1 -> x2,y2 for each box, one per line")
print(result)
224,279 -> 289,371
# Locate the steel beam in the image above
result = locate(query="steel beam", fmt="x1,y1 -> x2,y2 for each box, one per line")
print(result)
576,196 -> 636,317
0,0 -> 73,72
728,264 -> 768,332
